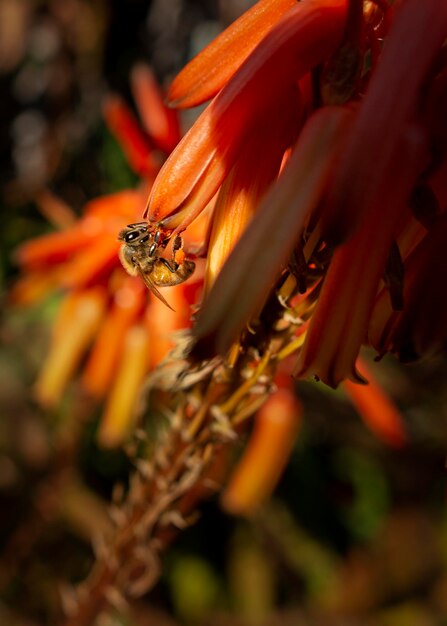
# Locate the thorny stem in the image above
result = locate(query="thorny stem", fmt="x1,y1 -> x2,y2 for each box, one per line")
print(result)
61,272 -> 312,626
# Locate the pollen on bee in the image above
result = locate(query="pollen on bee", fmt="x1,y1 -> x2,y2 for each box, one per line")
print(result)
174,248 -> 186,265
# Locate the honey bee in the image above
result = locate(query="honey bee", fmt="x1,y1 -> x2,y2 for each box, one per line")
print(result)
118,222 -> 195,310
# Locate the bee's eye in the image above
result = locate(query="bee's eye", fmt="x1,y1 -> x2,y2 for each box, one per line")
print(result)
125,231 -> 139,243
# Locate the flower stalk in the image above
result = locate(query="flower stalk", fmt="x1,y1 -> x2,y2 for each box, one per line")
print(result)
61,263 -> 316,626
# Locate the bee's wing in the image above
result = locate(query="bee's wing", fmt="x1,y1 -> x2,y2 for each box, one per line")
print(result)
136,266 -> 175,312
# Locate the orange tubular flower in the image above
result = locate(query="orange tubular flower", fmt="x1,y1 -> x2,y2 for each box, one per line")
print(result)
204,85 -> 301,292
342,357 -> 407,448
145,0 -> 348,230
82,277 -> 146,398
167,0 -> 298,108
14,66 -> 202,446
103,95 -> 158,178
221,382 -> 301,517
131,64 -> 181,154
34,289 -> 107,408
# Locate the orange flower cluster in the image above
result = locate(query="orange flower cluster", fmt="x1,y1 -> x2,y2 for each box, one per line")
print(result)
144,0 -> 447,388
13,66 -> 203,447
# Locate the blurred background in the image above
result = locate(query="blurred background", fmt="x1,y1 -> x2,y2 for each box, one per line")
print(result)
1,1 -> 447,625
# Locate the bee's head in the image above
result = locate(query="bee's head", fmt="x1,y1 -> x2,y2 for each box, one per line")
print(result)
118,222 -> 150,245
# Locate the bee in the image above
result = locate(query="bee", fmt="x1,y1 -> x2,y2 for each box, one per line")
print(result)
118,222 -> 195,310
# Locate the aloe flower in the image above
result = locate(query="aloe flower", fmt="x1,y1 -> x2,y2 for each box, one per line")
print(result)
144,0 -> 447,388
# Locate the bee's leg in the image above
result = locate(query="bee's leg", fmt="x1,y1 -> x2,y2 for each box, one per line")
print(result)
160,258 -> 179,272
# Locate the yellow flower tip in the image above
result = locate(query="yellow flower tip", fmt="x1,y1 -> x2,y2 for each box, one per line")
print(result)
221,387 -> 301,517
34,290 -> 107,408
97,324 -> 150,448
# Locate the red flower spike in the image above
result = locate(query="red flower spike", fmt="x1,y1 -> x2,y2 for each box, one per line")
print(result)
103,95 -> 158,178
145,0 -> 347,227
343,357 -> 407,448
295,124 -> 428,388
321,0 -> 447,244
192,106 -> 353,358
167,0 -> 298,109
151,146 -> 228,232
131,64 -> 181,153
